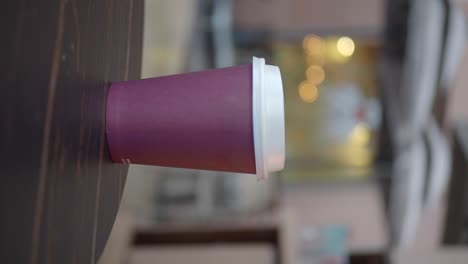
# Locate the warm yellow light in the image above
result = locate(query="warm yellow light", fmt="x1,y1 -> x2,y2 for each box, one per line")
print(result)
302,35 -> 324,56
345,147 -> 372,167
298,81 -> 319,103
325,38 -> 349,64
349,123 -> 370,146
306,65 -> 325,85
336,36 -> 355,57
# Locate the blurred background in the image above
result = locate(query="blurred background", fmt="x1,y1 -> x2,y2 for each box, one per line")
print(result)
100,0 -> 468,263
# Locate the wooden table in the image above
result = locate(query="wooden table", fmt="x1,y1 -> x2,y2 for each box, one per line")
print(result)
0,1 -> 143,263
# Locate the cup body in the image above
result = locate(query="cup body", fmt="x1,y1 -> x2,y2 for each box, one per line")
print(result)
106,64 -> 257,173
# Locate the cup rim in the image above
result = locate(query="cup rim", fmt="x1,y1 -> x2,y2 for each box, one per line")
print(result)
252,57 -> 285,179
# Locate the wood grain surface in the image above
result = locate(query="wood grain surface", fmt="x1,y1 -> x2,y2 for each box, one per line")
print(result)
0,0 -> 143,263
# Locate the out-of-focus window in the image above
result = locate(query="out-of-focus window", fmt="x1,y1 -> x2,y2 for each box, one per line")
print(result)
273,36 -> 381,181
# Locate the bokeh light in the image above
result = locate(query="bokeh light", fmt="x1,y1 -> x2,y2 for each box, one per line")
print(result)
336,36 -> 355,57
302,35 -> 324,56
306,65 -> 325,85
298,81 -> 319,103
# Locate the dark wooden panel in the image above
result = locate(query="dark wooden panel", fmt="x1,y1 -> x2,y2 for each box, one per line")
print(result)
134,227 -> 278,245
443,122 -> 468,245
0,0 -> 143,263
349,254 -> 387,264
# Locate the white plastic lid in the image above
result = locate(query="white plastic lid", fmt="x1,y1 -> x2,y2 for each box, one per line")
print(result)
252,57 -> 285,179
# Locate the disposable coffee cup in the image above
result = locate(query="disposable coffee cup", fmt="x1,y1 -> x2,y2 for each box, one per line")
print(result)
106,57 -> 285,179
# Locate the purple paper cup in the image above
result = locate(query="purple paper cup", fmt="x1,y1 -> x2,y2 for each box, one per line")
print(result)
106,57 -> 285,178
